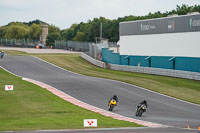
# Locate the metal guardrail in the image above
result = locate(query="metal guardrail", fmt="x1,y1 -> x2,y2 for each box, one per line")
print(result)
81,53 -> 200,81
110,64 -> 200,81
81,53 -> 106,68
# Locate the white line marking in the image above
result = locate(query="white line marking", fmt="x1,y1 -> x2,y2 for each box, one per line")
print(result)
0,66 -> 22,78
35,127 -> 159,132
32,55 -> 200,107
23,77 -> 164,127
0,65 -> 164,128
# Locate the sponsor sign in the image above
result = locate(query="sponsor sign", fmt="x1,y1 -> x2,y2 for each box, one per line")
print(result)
120,14 -> 200,36
190,18 -> 200,29
168,19 -> 175,31
84,119 -> 97,127
141,24 -> 156,31
5,85 -> 14,91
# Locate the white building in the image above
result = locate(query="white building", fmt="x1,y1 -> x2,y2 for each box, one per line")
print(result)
119,13 -> 200,57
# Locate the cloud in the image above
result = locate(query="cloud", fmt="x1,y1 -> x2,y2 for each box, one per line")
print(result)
0,0 -> 200,29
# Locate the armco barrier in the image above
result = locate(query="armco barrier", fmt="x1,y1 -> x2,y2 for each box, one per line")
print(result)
82,53 -> 200,80
110,64 -> 200,81
81,52 -> 106,68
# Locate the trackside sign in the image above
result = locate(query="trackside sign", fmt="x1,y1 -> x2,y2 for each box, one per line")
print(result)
83,119 -> 97,127
5,85 -> 14,91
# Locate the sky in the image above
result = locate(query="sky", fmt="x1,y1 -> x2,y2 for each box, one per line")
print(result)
1,0 -> 200,29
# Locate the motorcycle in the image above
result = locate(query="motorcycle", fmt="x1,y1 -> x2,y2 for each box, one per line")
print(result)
135,104 -> 146,117
108,99 -> 117,111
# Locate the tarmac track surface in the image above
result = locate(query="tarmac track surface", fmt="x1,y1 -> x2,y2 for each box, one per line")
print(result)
0,55 -> 200,132
0,127 -> 198,133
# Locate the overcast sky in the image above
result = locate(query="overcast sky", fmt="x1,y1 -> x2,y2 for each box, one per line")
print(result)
1,0 -> 200,29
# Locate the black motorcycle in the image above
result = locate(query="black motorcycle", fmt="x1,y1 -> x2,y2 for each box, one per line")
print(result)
135,104 -> 146,117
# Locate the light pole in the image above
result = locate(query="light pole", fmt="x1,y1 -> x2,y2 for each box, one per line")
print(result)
100,23 -> 102,42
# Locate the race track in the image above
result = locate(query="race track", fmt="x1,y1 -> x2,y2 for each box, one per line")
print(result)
0,55 -> 200,130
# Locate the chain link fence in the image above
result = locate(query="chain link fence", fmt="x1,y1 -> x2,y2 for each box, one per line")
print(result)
55,40 -> 89,52
0,38 -> 117,61
55,40 -> 111,60
0,38 -> 39,48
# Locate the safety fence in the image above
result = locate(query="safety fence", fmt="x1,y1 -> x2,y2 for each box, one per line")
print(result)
81,52 -> 106,68
82,52 -> 200,81
0,38 -> 39,48
55,40 -> 109,60
55,40 -> 90,52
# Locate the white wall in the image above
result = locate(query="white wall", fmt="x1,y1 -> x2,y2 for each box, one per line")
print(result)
120,32 -> 200,57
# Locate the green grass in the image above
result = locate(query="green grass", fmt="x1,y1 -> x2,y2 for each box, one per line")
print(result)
0,50 -> 28,56
34,54 -> 200,105
0,68 -> 142,131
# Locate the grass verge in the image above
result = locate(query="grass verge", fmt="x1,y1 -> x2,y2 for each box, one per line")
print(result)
34,53 -> 200,105
0,49 -> 28,56
0,67 -> 142,131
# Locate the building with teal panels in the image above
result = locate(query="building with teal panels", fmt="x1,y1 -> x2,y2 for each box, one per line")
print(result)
120,55 -> 129,65
175,57 -> 200,72
102,14 -> 200,73
150,56 -> 174,69
102,48 -> 200,72
129,56 -> 149,67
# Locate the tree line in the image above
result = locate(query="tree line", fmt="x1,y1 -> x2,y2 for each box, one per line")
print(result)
0,4 -> 200,46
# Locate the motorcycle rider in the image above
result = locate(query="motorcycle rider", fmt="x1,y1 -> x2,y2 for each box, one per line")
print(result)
137,100 -> 148,112
1,51 -> 4,59
108,95 -> 118,106
140,100 -> 148,108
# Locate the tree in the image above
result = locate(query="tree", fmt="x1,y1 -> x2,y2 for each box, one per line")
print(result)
46,25 -> 61,46
193,5 -> 200,12
72,32 -> 86,41
46,33 -> 61,46
0,26 -> 7,38
61,24 -> 77,40
176,4 -> 193,15
29,24 -> 41,40
48,25 -> 60,34
23,19 -> 42,26
5,25 -> 29,39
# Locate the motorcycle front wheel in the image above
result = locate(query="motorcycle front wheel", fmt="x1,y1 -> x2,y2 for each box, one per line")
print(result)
138,109 -> 143,117
109,105 -> 114,111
